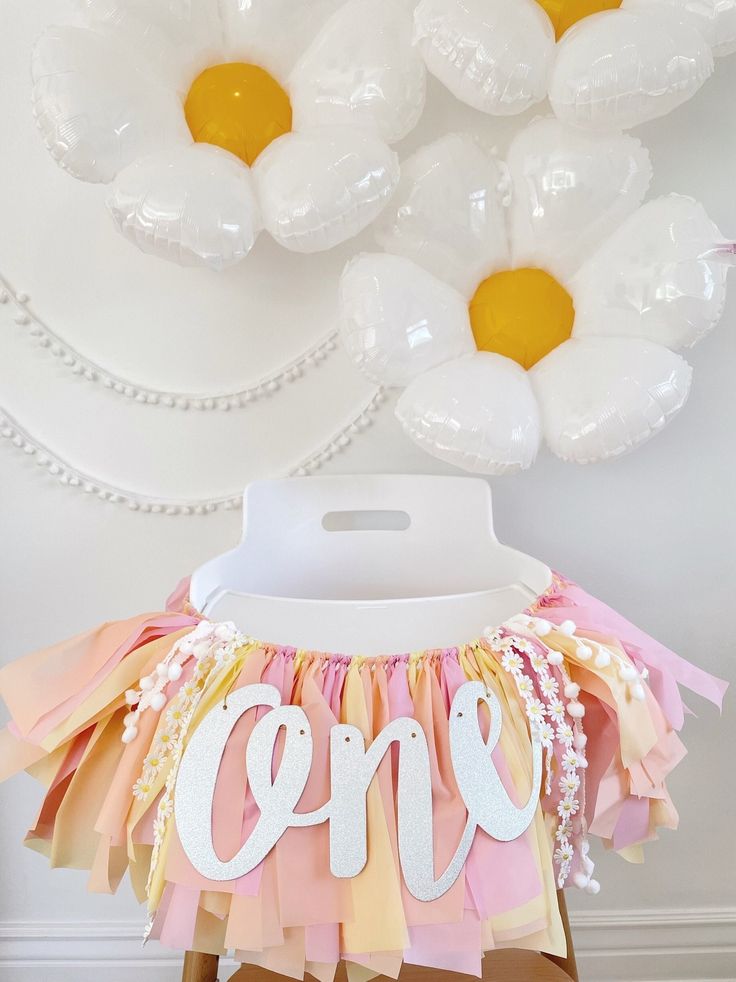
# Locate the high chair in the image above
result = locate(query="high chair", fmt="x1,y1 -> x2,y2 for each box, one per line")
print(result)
179,477 -> 581,982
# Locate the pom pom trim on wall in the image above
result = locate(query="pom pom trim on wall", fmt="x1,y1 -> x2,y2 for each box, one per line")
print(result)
0,391 -> 385,515
0,276 -> 338,412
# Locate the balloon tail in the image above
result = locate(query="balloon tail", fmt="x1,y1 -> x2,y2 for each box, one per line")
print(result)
700,242 -> 736,265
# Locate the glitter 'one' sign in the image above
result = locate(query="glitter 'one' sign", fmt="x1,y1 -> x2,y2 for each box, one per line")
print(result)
175,681 -> 542,902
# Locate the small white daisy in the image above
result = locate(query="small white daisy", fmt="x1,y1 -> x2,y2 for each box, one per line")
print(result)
501,650 -> 524,674
132,778 -> 153,801
514,638 -> 537,656
517,676 -> 535,697
556,721 -> 575,743
539,721 -> 555,747
540,677 -> 559,698
548,700 -> 566,724
556,819 -> 573,842
158,798 -> 174,821
530,651 -> 547,673
143,752 -> 165,774
559,773 -> 581,795
527,698 -> 547,723
166,705 -> 186,728
557,797 -> 580,818
554,844 -> 574,865
561,749 -> 580,772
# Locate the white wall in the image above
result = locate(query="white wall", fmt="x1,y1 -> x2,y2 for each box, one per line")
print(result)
0,2 -> 734,980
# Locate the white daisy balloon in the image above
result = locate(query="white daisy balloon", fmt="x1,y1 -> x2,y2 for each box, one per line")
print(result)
413,0 -> 736,130
32,0 -> 427,268
339,119 -> 735,473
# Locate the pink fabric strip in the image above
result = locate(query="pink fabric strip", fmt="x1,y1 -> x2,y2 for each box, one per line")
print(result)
537,580 -> 728,727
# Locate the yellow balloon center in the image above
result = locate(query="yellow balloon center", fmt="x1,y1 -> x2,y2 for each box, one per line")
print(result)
184,62 -> 292,166
536,0 -> 622,39
469,268 -> 575,370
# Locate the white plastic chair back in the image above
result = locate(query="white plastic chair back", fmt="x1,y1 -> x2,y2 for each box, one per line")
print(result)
189,475 -> 551,655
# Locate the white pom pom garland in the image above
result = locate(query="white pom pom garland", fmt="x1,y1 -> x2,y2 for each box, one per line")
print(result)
119,620 -> 247,744
567,700 -> 585,719
167,663 -> 183,682
594,650 -> 611,669
150,691 -> 167,711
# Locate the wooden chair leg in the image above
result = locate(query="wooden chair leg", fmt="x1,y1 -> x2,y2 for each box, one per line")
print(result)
182,950 -> 220,982
542,890 -> 579,981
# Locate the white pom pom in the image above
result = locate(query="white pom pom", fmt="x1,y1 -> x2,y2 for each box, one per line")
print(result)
167,663 -> 183,681
577,755 -> 588,768
215,623 -> 235,641
640,666 -> 649,681
564,682 -> 580,699
574,731 -> 588,750
121,726 -> 138,744
123,711 -> 139,727
155,662 -> 169,678
125,689 -> 139,705
533,618 -> 551,636
594,650 -> 611,669
193,620 -> 213,639
482,625 -> 497,641
619,663 -> 637,681
585,878 -> 601,895
547,651 -> 564,666
576,644 -> 592,661
632,683 -> 646,702
567,701 -> 585,719
150,692 -> 166,711
559,619 -> 576,636
573,871 -> 589,890
139,676 -> 154,691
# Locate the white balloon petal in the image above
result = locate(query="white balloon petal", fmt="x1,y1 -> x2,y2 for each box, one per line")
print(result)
253,128 -> 399,253
31,26 -> 191,183
627,0 -> 736,56
413,0 -> 555,115
79,0 -> 224,88
290,0 -> 426,144
507,118 -> 652,282
530,338 -> 692,463
107,144 -> 261,269
396,353 -> 542,474
374,133 -> 510,297
219,0 -> 347,79
548,8 -> 713,130
570,195 -> 728,350
339,254 -> 474,387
